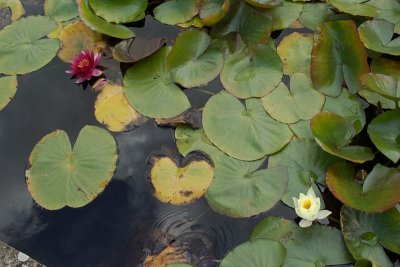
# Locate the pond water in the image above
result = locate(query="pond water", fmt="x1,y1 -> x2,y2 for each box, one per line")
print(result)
0,2 -> 299,266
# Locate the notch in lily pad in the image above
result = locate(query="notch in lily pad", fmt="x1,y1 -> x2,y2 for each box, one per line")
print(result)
0,75 -> 17,112
26,126 -> 118,210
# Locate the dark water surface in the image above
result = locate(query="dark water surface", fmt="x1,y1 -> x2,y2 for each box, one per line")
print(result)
0,2 -> 297,266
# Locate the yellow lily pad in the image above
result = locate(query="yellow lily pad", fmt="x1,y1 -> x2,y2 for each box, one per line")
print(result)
149,155 -> 214,205
94,83 -> 147,132
0,0 -> 25,21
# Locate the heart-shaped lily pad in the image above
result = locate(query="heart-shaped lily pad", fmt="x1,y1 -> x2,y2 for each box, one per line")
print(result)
94,83 -> 147,132
88,0 -> 146,23
123,46 -> 191,119
368,109 -> 400,163
78,0 -> 134,39
311,112 -> 374,163
269,138 -> 343,207
277,32 -> 313,76
203,91 -> 292,161
341,205 -> 399,267
0,75 -> 17,111
44,0 -> 77,22
149,155 -> 214,205
154,0 -> 201,25
26,125 -> 118,210
326,162 -> 400,212
311,20 -> 369,96
220,43 -> 282,99
219,239 -> 286,267
359,19 -> 400,56
327,0 -> 377,17
0,0 -> 24,21
0,16 -> 60,75
167,29 -> 223,88
261,73 -> 325,124
361,73 -> 400,103
299,3 -> 334,31
199,0 -> 230,26
268,0 -> 303,31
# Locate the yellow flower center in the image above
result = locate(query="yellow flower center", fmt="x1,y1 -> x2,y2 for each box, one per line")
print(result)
78,59 -> 90,68
302,198 -> 312,209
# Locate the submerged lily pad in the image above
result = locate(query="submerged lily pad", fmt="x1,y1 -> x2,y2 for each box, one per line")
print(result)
219,239 -> 286,267
341,206 -> 399,267
78,0 -> 134,39
199,0 -> 230,26
44,0 -> 77,22
0,16 -> 60,75
311,112 -> 374,163
368,109 -> 400,163
221,43 -> 282,99
261,73 -> 325,124
0,75 -> 17,111
149,155 -> 214,205
0,0 -> 24,21
112,37 -> 166,63
167,29 -> 223,88
154,0 -> 200,25
371,57 -> 400,79
124,46 -> 190,119
299,3 -> 334,31
88,0 -> 146,23
326,162 -> 400,212
311,20 -> 369,96
203,91 -> 292,161
94,83 -> 147,132
268,0 -> 303,31
26,126 -> 118,210
359,19 -> 400,56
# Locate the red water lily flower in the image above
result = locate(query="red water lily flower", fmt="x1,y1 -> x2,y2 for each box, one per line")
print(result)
66,50 -> 102,84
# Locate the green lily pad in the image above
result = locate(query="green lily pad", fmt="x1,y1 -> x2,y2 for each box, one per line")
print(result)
311,112 -> 374,163
88,0 -> 146,23
288,120 -> 314,139
0,75 -> 17,111
359,19 -> 400,56
44,0 -> 77,22
327,0 -> 377,17
26,126 -> 118,210
124,46 -> 190,119
371,57 -> 400,79
358,89 -> 398,110
311,20 -> 369,96
220,43 -> 282,99
268,0 -> 303,31
199,0 -> 230,26
203,91 -> 292,161
277,32 -> 313,76
326,162 -> 400,212
269,138 -> 343,207
368,109 -> 400,163
149,154 -> 214,205
167,29 -> 223,88
111,37 -> 166,63
341,205 -> 399,267
299,3 -> 334,31
78,0 -> 134,39
154,0 -> 200,25
0,0 -> 24,21
251,216 -> 297,242
360,73 -> 400,103
220,239 -> 286,267
0,16 -> 60,75
244,0 -> 282,8
261,73 -> 325,124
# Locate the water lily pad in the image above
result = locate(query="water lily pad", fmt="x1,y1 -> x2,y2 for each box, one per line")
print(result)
360,73 -> 400,103
124,46 -> 190,119
88,0 -> 146,23
203,91 -> 292,161
44,0 -> 77,22
245,0 -> 282,8
371,57 -> 400,79
154,0 -> 201,25
220,43 -> 282,99
341,205 -> 399,267
251,216 -> 297,242
269,138 -> 343,207
327,0 -> 377,17
167,29 -> 223,88
58,20 -> 103,63
288,120 -> 313,139
326,162 -> 400,212
299,3 -> 334,31
311,112 -> 374,163
0,16 -> 60,75
199,0 -> 230,26
219,239 -> 286,267
165,264 -> 193,267
112,37 -> 166,63
149,155 -> 214,205
262,73 -> 325,124
0,75 -> 17,111
26,126 -> 118,210
368,109 -> 400,163
359,19 -> 400,56
268,0 -> 303,31
311,20 -> 369,96
78,0 -> 134,39
277,32 -> 313,76
94,83 -> 147,132
0,0 -> 24,21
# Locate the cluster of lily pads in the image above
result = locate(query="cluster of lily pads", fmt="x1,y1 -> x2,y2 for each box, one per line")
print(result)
0,0 -> 399,266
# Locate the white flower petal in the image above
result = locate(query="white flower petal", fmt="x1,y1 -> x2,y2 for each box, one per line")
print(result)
293,197 -> 299,209
307,187 -> 316,198
317,210 -> 332,220
299,219 -> 312,228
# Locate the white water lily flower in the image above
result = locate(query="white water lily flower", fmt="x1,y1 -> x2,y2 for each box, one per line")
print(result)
292,187 -> 332,228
